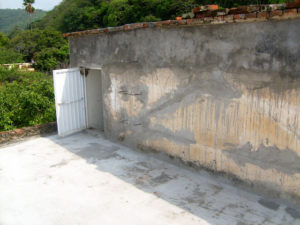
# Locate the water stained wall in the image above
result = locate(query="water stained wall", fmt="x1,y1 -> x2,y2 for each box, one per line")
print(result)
69,18 -> 300,203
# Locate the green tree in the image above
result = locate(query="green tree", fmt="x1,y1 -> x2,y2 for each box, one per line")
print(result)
104,0 -> 134,27
0,48 -> 24,64
0,32 -> 24,64
34,45 -> 69,71
0,33 -> 9,47
23,0 -> 36,30
9,29 -> 69,71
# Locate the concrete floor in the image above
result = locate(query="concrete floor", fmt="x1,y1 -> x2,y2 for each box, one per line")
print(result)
0,131 -> 299,225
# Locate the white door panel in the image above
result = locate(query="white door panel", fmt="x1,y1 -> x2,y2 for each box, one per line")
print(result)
53,68 -> 87,136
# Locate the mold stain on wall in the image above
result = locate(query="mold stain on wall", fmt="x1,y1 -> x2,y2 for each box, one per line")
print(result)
103,67 -> 300,200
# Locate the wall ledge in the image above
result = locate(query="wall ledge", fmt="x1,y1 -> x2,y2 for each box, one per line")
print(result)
0,122 -> 57,145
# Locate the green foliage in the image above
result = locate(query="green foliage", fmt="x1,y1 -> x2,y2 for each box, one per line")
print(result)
36,0 -> 292,33
34,45 -> 69,72
0,9 -> 46,35
9,29 -> 69,71
0,67 -> 55,131
23,0 -> 36,30
104,0 -> 133,27
0,32 -> 24,64
0,48 -> 24,64
24,1 -> 35,15
0,33 -> 9,47
23,0 -> 35,8
141,15 -> 161,22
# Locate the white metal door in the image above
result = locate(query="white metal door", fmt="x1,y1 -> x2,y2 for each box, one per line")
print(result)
53,68 -> 87,136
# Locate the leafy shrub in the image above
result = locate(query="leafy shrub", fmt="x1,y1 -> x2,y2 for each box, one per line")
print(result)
0,66 -> 24,83
0,47 -> 24,64
141,15 -> 161,22
33,45 -> 69,72
0,67 -> 56,131
9,28 -> 69,71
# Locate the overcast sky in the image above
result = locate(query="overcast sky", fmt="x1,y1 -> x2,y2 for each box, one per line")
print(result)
0,0 -> 63,11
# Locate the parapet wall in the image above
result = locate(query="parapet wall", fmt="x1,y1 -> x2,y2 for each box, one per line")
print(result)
0,122 -> 57,145
68,18 -> 300,204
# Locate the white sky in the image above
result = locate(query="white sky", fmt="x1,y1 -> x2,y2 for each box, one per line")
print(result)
0,0 -> 63,11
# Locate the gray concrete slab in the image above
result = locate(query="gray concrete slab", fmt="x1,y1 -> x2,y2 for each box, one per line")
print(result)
0,131 -> 299,225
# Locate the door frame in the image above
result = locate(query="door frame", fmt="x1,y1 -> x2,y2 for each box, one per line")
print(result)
80,66 -> 104,131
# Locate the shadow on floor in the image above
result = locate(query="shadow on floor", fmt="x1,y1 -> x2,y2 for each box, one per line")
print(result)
48,130 -> 300,225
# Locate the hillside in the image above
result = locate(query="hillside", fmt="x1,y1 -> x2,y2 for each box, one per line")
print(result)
0,9 -> 47,34
36,0 -> 292,33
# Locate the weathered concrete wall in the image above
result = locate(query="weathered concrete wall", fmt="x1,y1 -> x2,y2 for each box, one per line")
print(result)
69,19 -> 300,203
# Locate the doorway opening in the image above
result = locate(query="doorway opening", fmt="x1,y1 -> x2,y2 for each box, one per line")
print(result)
84,69 -> 104,131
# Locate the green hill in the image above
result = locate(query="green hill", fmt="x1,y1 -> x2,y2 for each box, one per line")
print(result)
0,9 -> 47,34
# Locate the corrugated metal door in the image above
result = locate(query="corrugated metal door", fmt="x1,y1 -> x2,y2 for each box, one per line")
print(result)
53,68 -> 87,136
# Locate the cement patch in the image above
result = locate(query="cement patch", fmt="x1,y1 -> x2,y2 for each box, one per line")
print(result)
258,198 -> 280,211
285,207 -> 300,219
76,143 -> 120,160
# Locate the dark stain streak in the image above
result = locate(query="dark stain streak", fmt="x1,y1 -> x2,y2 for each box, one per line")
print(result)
258,198 -> 279,211
285,207 -> 300,219
50,160 -> 69,168
151,172 -> 172,184
76,143 -> 120,160
224,143 -> 300,175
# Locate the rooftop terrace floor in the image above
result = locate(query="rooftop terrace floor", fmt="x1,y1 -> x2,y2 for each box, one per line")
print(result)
0,131 -> 299,225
